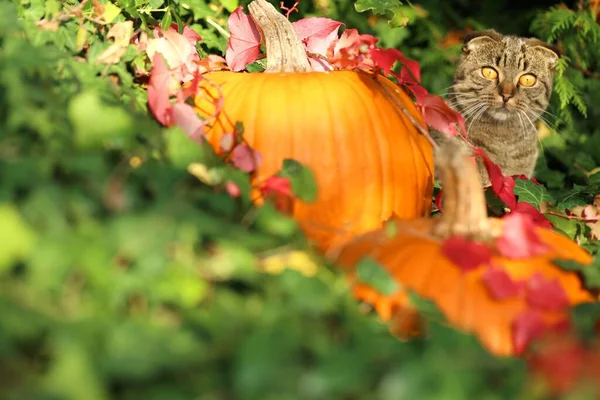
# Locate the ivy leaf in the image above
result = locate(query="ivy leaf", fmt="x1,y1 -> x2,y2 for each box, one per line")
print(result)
356,257 -> 399,296
441,236 -> 492,272
476,148 -> 517,209
225,6 -> 261,71
513,178 -> 555,210
482,266 -> 523,300
496,213 -> 550,259
231,144 -> 262,173
355,0 -> 402,16
416,93 -> 466,138
525,274 -> 570,311
278,159 -> 317,202
512,310 -> 547,354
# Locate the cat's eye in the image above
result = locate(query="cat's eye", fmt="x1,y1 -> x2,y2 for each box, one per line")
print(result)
519,74 -> 537,87
481,67 -> 498,80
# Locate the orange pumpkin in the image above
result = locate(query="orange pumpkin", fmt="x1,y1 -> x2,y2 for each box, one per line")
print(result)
333,142 -> 595,356
195,0 -> 433,251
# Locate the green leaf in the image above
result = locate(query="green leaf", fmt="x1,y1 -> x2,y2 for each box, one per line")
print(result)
513,179 -> 554,209
68,91 -> 135,148
0,204 -> 36,272
278,159 -> 317,202
165,127 -> 211,169
355,0 -> 402,15
356,257 -> 398,296
219,0 -> 239,13
161,10 -> 173,30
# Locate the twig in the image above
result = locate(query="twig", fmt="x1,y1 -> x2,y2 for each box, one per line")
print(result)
280,0 -> 301,19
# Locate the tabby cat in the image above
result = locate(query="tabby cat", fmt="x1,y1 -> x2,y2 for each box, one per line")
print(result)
441,29 -> 560,186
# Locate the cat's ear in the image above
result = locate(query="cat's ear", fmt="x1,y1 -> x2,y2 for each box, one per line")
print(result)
525,38 -> 560,70
462,30 -> 502,53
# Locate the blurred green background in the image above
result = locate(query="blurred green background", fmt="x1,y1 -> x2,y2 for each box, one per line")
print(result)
2,0 -> 600,399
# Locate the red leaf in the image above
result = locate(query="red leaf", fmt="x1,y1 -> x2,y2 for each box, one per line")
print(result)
293,17 -> 343,41
529,336 -> 584,393
513,202 -> 553,229
369,48 -> 421,82
416,93 -> 467,138
512,310 -> 547,354
495,212 -> 550,259
475,148 -> 517,208
441,236 -> 493,272
482,266 -> 523,300
225,181 -> 241,198
526,274 -> 570,311
259,176 -> 294,198
231,144 -> 262,173
171,103 -> 206,143
434,188 -> 444,212
148,54 -> 173,126
225,6 -> 262,71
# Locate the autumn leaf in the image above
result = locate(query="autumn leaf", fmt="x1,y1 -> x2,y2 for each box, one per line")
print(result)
231,143 -> 262,173
476,148 -> 517,208
512,310 -> 547,354
512,202 -> 553,229
170,103 -> 206,143
259,176 -> 294,198
526,274 -> 570,311
225,6 -> 262,71
416,93 -> 466,138
292,17 -> 343,41
441,236 -> 492,272
496,213 -> 550,259
482,266 -> 523,300
148,54 -> 173,126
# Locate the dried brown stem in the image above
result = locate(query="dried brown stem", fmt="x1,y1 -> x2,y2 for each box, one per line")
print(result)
248,0 -> 311,73
432,140 -> 492,240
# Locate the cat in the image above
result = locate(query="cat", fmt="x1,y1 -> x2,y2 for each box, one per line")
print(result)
437,29 -> 560,186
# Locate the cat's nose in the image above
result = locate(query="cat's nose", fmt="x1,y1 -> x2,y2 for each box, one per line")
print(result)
498,81 -> 516,102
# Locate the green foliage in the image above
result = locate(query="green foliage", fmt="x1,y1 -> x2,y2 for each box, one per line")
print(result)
3,0 -> 600,398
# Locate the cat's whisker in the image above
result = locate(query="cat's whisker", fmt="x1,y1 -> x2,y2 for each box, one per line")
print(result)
467,105 -> 489,134
519,109 -> 547,167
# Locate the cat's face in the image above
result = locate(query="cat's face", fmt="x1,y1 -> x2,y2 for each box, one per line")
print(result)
451,30 -> 559,123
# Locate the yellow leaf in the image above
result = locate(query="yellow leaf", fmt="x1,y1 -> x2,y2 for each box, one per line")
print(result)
103,3 -> 121,24
261,250 -> 318,277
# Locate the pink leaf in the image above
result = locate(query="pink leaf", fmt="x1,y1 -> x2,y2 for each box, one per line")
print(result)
482,266 -> 523,300
231,144 -> 262,173
513,202 -> 553,229
512,310 -> 546,354
225,181 -> 241,198
475,148 -> 517,208
417,93 -> 467,138
148,54 -> 173,126
225,6 -> 262,71
220,133 -> 235,152
495,212 -> 550,259
171,103 -> 206,143
293,17 -> 343,41
526,274 -> 570,311
330,29 -> 378,70
295,19 -> 342,71
441,236 -> 493,272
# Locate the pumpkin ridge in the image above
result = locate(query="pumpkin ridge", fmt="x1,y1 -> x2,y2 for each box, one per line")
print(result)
343,73 -> 385,223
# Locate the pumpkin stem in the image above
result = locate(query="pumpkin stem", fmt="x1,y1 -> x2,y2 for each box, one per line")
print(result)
248,0 -> 312,73
433,140 -> 493,240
